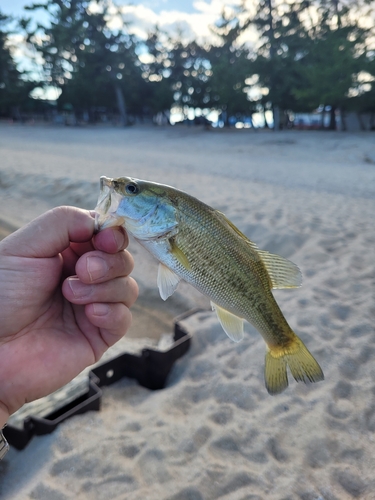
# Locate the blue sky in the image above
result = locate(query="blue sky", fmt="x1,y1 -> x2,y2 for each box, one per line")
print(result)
2,0 -> 205,18
1,1 -> 238,43
128,1 -> 198,13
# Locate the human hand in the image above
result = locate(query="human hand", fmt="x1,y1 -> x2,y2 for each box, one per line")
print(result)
0,206 -> 138,427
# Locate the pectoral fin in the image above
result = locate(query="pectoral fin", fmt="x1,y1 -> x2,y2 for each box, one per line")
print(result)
211,302 -> 244,343
157,263 -> 181,300
169,238 -> 191,270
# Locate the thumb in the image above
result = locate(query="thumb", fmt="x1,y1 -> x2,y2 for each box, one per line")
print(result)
0,206 -> 95,258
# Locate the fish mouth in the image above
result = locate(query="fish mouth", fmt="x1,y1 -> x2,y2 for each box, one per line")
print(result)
94,176 -> 125,232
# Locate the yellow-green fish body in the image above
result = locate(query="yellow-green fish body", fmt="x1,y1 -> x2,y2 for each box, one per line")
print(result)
95,176 -> 324,395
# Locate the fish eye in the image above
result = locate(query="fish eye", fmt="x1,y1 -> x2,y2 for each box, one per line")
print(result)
125,182 -> 139,195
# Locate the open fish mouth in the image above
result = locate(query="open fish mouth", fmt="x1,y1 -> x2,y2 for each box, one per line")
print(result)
94,176 -> 125,232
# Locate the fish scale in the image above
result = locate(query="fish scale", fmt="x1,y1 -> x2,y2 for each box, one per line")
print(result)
95,176 -> 324,395
173,200 -> 289,341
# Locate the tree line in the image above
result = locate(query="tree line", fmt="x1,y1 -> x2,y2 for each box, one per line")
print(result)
0,0 -> 374,129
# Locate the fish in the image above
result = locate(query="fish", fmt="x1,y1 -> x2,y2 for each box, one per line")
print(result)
95,176 -> 324,395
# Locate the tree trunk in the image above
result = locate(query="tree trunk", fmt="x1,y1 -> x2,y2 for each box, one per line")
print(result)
329,106 -> 336,130
273,105 -> 280,130
320,106 -> 326,129
115,84 -> 127,127
356,112 -> 366,131
263,107 -> 270,128
222,110 -> 229,127
340,108 -> 347,131
369,112 -> 375,131
266,0 -> 278,131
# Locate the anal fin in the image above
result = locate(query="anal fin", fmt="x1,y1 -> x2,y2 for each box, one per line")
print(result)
211,302 -> 244,343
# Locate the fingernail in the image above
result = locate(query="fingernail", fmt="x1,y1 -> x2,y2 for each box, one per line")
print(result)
68,277 -> 89,298
87,256 -> 107,281
113,228 -> 126,249
93,303 -> 110,316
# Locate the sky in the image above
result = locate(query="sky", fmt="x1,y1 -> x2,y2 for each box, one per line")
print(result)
1,0 -> 241,34
1,0 -> 199,18
1,0 -> 257,45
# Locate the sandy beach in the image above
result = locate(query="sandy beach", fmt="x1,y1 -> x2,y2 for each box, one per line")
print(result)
0,123 -> 375,499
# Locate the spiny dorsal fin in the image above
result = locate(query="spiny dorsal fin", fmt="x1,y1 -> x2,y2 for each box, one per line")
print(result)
211,302 -> 244,343
215,210 -> 258,250
216,211 -> 302,290
157,263 -> 181,300
258,250 -> 302,289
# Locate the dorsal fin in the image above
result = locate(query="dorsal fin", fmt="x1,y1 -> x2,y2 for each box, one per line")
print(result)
216,210 -> 302,289
258,250 -> 302,289
215,210 -> 258,250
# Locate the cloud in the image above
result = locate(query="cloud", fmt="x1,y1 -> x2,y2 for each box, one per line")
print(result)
194,0 -> 234,14
120,4 -> 211,42
119,1 -> 256,46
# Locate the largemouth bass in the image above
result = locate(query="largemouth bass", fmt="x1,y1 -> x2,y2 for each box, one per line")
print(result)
95,176 -> 324,395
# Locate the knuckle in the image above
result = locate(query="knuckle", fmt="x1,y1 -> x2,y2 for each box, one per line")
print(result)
123,250 -> 135,274
127,277 -> 139,304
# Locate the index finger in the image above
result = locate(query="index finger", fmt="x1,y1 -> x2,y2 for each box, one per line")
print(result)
0,206 -> 95,258
68,227 -> 129,262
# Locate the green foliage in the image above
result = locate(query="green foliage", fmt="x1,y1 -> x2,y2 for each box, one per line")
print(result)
142,29 -> 212,116
4,0 -> 375,126
292,5 -> 368,110
26,0 -> 145,120
252,0 -> 313,112
251,0 -> 373,125
0,11 -> 35,117
351,56 -> 375,115
207,5 -> 255,121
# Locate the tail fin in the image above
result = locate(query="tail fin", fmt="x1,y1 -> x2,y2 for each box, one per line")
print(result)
264,336 -> 324,395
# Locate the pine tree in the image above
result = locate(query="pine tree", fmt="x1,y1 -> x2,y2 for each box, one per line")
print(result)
0,11 -> 35,118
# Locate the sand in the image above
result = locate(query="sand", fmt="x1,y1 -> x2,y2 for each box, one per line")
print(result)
0,123 -> 374,499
